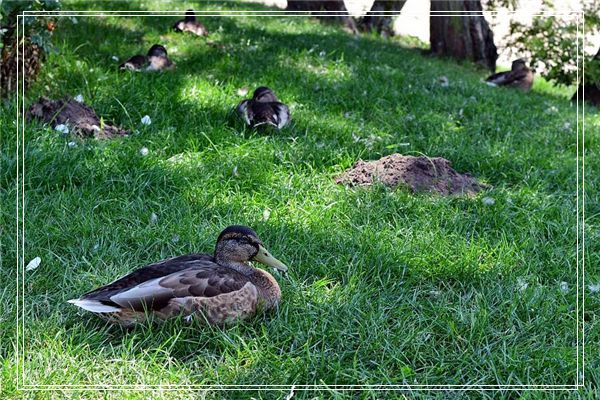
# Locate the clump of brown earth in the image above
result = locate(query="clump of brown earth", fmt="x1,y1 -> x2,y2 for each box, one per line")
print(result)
27,96 -> 129,139
335,154 -> 487,196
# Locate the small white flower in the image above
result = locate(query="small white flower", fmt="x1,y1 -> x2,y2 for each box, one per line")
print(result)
26,257 -> 41,271
563,122 -> 572,130
344,112 -> 351,119
517,277 -> 528,291
140,115 -> 152,125
482,197 -> 495,206
546,105 -> 559,114
237,87 -> 249,97
67,141 -> 77,148
111,55 -> 119,61
439,76 -> 449,87
55,124 -> 69,134
172,234 -> 180,243
150,212 -> 158,224
319,50 -> 326,57
262,208 -> 271,221
559,281 -> 569,293
588,283 -> 600,293
74,94 -> 84,103
140,147 -> 149,156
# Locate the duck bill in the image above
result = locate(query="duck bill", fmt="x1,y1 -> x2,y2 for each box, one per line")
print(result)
254,244 -> 288,272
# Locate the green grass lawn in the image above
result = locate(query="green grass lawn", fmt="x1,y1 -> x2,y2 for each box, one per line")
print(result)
1,1 -> 598,398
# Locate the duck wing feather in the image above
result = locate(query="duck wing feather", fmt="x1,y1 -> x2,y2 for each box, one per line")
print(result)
79,254 -> 250,312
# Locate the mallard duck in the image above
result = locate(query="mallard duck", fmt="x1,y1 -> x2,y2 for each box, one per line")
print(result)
146,44 -> 175,71
236,87 -> 290,129
173,9 -> 209,37
119,54 -> 146,71
68,225 -> 288,326
485,58 -> 534,92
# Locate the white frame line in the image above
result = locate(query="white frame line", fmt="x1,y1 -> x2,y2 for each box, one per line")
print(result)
15,9 -> 586,392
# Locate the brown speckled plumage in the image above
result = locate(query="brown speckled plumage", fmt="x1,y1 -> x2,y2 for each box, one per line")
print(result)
485,59 -> 534,92
236,86 -> 291,129
173,10 -> 209,37
68,225 -> 287,327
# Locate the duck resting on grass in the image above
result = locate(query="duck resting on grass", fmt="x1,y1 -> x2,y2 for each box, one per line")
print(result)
119,44 -> 175,72
146,44 -> 175,71
485,58 -> 534,92
236,86 -> 291,129
68,225 -> 288,327
173,9 -> 209,36
119,54 -> 146,71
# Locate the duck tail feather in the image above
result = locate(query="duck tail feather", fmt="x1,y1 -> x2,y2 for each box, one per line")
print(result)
67,298 -> 121,313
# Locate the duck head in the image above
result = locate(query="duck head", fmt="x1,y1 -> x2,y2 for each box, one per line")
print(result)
185,9 -> 197,22
511,58 -> 528,71
214,225 -> 288,272
148,44 -> 168,58
147,44 -> 174,71
253,86 -> 279,103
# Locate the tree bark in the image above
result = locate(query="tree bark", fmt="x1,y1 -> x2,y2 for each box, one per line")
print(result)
429,0 -> 497,72
286,0 -> 358,34
571,47 -> 600,106
358,0 -> 407,36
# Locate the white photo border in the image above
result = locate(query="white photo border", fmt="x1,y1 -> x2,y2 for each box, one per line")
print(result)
15,8 -> 586,392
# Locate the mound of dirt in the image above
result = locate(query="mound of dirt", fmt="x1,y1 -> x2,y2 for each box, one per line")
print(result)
335,154 -> 486,196
27,96 -> 129,139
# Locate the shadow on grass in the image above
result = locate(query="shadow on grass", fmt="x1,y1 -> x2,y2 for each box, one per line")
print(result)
37,6 -> 578,190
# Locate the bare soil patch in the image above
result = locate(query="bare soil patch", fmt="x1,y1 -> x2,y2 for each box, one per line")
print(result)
335,154 -> 487,196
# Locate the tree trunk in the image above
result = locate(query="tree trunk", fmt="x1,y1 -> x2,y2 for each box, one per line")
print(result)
286,0 -> 358,34
429,0 -> 497,72
358,0 -> 407,36
571,47 -> 600,106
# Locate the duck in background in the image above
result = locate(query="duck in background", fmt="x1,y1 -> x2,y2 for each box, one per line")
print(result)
173,9 -> 209,37
119,54 -> 146,71
146,44 -> 175,71
485,58 -> 534,92
118,44 -> 175,72
236,87 -> 291,129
